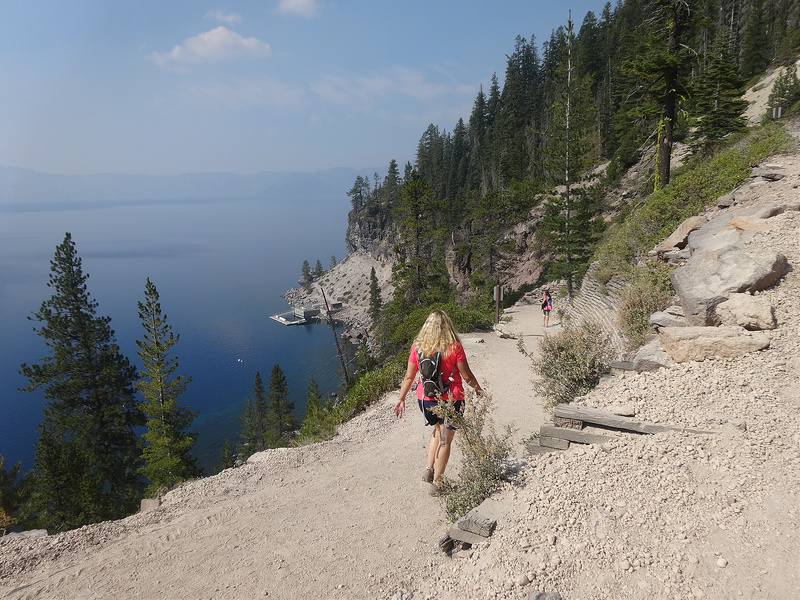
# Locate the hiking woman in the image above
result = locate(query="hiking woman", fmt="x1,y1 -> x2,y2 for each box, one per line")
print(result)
392,309 -> 483,492
541,289 -> 553,327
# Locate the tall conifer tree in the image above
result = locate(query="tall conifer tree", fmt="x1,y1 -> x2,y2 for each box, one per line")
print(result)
135,278 -> 199,496
368,266 -> 382,322
264,364 -> 297,448
539,15 -> 603,297
20,233 -> 143,531
390,170 -> 452,310
690,29 -> 748,155
239,371 -> 269,459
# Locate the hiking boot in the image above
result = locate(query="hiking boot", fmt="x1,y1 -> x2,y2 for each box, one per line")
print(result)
428,481 -> 442,496
422,467 -> 434,483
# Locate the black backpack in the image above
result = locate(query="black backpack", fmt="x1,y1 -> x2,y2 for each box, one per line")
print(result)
417,349 -> 455,399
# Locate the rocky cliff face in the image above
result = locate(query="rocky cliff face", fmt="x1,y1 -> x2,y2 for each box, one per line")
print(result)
344,213 -> 397,260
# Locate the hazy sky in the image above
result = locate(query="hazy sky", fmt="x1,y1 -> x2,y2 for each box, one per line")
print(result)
0,0 -> 606,176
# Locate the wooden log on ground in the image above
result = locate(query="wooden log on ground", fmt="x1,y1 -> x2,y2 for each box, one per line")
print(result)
610,361 -> 635,376
539,435 -> 570,450
438,534 -> 455,553
540,422 -> 615,445
457,508 -> 496,537
553,404 -> 716,435
526,439 -> 564,455
448,525 -> 490,545
553,416 -> 584,430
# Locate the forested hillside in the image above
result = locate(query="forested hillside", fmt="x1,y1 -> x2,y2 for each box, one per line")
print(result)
345,0 -> 799,309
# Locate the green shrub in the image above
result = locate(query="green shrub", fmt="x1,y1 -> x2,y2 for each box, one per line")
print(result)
383,301 -> 493,359
592,264 -> 615,286
334,358 -> 406,421
431,392 -> 512,522
617,262 -> 674,350
296,358 -> 406,445
533,320 -> 616,408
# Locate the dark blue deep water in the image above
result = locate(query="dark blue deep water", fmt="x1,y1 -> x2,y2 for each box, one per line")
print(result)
0,194 -> 349,474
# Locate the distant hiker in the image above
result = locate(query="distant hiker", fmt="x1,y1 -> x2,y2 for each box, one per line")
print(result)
541,289 -> 553,327
393,309 -> 483,494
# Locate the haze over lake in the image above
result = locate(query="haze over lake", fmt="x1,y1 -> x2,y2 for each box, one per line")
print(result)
0,168 -> 364,473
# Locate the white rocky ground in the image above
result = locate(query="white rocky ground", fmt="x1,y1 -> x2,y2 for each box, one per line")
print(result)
1,75 -> 798,600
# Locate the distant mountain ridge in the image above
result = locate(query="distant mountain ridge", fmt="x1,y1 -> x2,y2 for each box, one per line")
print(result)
0,165 -> 382,207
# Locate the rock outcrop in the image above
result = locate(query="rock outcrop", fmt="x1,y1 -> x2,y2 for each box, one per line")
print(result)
658,325 -> 771,362
715,292 -> 777,330
670,245 -> 788,325
636,159 -> 799,370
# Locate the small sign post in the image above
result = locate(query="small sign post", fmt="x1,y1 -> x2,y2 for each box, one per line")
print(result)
493,285 -> 503,325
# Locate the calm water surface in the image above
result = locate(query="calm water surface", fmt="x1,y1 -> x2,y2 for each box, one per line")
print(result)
0,195 -> 349,473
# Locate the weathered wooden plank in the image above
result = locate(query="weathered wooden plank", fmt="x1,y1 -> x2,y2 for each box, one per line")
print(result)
538,435 -> 570,450
553,415 -> 584,429
438,534 -> 456,553
553,404 -> 717,435
553,404 -> 662,434
448,525 -> 489,545
525,439 -> 564,455
610,361 -> 635,376
541,423 -> 615,445
457,508 -> 496,537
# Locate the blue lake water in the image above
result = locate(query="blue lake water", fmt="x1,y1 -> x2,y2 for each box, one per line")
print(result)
0,194 -> 350,474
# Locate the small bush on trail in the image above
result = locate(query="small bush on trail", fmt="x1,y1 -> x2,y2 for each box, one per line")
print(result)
431,392 -> 512,522
533,320 -> 615,408
617,262 -> 674,350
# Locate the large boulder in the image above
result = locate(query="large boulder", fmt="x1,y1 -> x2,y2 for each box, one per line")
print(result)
715,293 -> 776,330
649,305 -> 688,330
659,326 -> 770,362
686,202 -> 797,255
652,215 -> 708,253
633,338 -> 677,371
670,247 -> 788,325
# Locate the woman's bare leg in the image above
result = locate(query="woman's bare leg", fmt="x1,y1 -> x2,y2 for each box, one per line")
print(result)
430,426 -> 456,483
426,425 -> 441,471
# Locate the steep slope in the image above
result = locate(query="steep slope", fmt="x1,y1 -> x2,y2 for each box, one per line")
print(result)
1,146 -> 797,600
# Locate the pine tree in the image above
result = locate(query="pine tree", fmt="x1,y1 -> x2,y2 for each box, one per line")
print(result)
617,0 -> 694,190
690,30 -> 748,155
264,364 -> 298,448
299,377 -> 335,441
239,371 -> 269,460
135,278 -> 199,496
538,16 -> 604,297
767,63 -> 800,117
381,158 -> 402,221
314,259 -> 324,277
219,438 -> 235,470
300,376 -> 322,436
0,455 -> 32,529
390,170 -> 451,310
347,175 -> 370,212
368,266 -> 382,322
19,233 -> 143,531
740,0 -> 771,79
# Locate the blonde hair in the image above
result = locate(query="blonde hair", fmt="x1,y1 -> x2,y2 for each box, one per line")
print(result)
414,310 -> 461,358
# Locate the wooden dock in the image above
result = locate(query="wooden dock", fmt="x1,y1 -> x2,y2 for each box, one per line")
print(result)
269,311 -> 306,326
